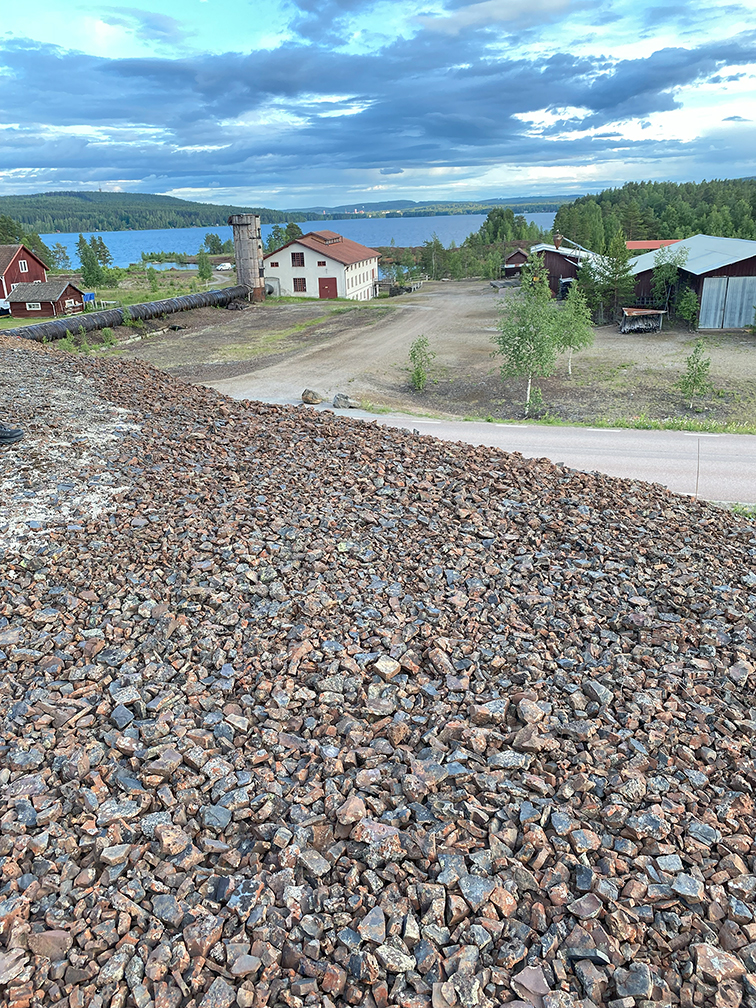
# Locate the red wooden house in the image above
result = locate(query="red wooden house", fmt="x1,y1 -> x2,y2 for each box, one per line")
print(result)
0,244 -> 48,302
503,243 -> 599,297
8,280 -> 85,318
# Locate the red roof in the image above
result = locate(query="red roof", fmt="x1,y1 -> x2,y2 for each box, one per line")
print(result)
264,230 -> 380,266
626,240 -> 680,250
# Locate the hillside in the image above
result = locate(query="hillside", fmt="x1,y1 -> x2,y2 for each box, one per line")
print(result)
0,191 -> 307,234
554,176 -> 756,251
0,190 -> 574,235
2,333 -> 756,1008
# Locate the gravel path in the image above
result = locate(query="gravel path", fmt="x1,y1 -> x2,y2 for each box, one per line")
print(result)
205,283 -> 496,405
2,334 -> 756,1008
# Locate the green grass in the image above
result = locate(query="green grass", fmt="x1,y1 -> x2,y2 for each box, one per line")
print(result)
454,410 -> 756,434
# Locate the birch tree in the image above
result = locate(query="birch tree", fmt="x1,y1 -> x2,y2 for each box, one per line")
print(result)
558,283 -> 594,376
492,252 -> 559,416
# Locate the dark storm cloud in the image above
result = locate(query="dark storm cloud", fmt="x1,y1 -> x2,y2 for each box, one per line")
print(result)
0,27 -> 754,187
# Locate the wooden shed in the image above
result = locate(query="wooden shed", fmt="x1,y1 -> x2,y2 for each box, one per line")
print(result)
503,243 -> 600,297
8,280 -> 85,319
630,234 -> 756,329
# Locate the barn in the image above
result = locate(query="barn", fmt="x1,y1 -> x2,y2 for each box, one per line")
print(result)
630,234 -> 756,329
8,281 -> 85,319
503,243 -> 599,297
263,231 -> 380,300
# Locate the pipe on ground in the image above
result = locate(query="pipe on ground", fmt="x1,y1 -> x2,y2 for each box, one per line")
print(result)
6,285 -> 251,343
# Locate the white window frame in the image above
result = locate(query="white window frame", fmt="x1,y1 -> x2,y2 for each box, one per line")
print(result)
25,302 -> 41,310
18,260 -> 28,273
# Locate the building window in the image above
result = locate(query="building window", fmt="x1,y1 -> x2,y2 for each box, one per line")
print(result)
317,260 -> 326,266
18,260 -> 28,273
269,261 -> 279,267
293,278 -> 307,292
25,302 -> 41,310
291,252 -> 305,267
65,299 -> 75,306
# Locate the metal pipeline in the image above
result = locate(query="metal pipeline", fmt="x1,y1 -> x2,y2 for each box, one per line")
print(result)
7,285 -> 251,343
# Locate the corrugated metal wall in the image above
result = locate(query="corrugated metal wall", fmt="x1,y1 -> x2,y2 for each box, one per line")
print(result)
699,277 -> 727,329
722,277 -> 756,329
699,276 -> 756,329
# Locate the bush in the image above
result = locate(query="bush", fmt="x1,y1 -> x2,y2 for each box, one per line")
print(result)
408,335 -> 435,391
676,338 -> 711,408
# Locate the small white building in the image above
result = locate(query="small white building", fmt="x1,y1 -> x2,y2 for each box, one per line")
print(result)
263,230 -> 380,300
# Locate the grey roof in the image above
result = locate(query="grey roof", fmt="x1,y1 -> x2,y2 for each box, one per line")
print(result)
7,280 -> 81,301
530,242 -> 599,263
629,234 -> 756,276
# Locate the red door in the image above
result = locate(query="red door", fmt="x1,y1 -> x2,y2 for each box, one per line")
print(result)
319,277 -> 337,299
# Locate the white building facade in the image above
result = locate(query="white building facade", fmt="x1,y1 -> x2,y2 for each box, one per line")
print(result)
263,230 -> 379,300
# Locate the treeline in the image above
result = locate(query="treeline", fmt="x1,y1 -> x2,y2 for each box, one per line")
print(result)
0,189 -> 569,235
379,209 -> 547,281
0,192 -> 314,234
554,177 -> 756,251
0,214 -> 52,265
383,202 -> 562,218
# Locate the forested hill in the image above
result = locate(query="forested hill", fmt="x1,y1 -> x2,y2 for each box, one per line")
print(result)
0,192 -> 309,233
0,190 -> 576,234
554,177 -> 756,252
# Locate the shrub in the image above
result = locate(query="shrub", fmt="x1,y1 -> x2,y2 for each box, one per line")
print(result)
408,335 -> 435,391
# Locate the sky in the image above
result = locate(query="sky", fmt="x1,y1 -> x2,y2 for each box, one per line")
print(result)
0,0 -> 754,208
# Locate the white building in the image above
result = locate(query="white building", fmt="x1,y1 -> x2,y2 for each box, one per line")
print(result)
263,230 -> 380,300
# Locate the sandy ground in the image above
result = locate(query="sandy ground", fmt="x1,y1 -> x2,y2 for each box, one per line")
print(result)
94,280 -> 756,423
204,281 -> 494,405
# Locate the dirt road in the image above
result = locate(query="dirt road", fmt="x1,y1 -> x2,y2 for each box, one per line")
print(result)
205,281 -> 498,404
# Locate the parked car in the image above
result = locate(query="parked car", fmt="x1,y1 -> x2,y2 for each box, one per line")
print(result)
216,262 -> 234,271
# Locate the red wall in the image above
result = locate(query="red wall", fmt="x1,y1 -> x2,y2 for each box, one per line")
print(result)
634,256 -> 756,300
11,302 -> 57,318
2,248 -> 47,296
10,284 -> 84,318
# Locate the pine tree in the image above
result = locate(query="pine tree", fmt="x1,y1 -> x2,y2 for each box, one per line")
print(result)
285,222 -> 304,242
95,236 -> 113,267
49,242 -> 72,270
599,231 -> 636,321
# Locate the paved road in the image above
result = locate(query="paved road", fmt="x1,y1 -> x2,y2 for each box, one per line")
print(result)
370,415 -> 756,503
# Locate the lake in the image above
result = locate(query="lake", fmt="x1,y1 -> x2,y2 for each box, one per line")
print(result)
41,212 -> 555,269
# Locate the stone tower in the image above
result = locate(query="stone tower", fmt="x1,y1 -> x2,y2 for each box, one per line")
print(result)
227,214 -> 265,301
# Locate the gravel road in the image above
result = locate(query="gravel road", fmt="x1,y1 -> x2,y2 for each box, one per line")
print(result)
205,282 -> 497,404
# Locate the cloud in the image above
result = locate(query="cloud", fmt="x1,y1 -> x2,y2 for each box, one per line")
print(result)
100,8 -> 192,45
0,19 -> 754,200
417,0 -> 572,34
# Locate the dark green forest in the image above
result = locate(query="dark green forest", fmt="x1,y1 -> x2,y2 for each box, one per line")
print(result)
379,207 -> 547,281
554,177 -> 756,251
0,192 -> 312,234
0,190 -> 571,235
